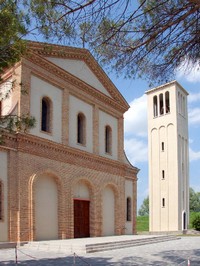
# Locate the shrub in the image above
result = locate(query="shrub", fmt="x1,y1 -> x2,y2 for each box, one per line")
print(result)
192,213 -> 200,231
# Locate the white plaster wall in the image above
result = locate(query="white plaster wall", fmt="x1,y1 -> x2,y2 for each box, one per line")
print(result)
147,82 -> 189,232
102,186 -> 115,236
125,180 -> 133,234
0,79 -> 13,115
34,174 -> 58,240
99,110 -> 118,160
47,58 -> 111,97
0,151 -> 8,241
30,76 -> 62,143
74,183 -> 90,199
69,95 -> 93,152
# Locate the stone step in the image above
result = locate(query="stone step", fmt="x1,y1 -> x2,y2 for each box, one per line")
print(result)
0,242 -> 28,249
86,235 -> 180,253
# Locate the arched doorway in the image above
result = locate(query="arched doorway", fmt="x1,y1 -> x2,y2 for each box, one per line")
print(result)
73,181 -> 90,238
182,211 -> 187,230
102,186 -> 115,236
34,174 -> 58,240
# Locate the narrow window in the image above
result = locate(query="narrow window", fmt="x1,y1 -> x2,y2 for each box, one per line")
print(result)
181,94 -> 183,115
0,181 -> 2,220
178,92 -> 180,114
126,197 -> 132,221
0,101 -> 2,116
165,91 -> 170,113
183,96 -> 185,116
159,94 -> 164,115
162,170 -> 165,180
153,96 -> 158,117
41,97 -> 51,132
105,125 -> 112,154
162,198 -> 165,208
77,113 -> 86,145
161,142 -> 164,151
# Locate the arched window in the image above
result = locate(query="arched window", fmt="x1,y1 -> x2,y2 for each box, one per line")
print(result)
0,181 -> 2,220
159,94 -> 164,115
105,125 -> 112,154
41,97 -> 51,132
77,113 -> 86,145
126,197 -> 132,221
165,91 -> 170,113
153,96 -> 158,117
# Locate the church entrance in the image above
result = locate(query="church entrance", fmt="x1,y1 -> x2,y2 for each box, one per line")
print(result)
74,199 -> 90,238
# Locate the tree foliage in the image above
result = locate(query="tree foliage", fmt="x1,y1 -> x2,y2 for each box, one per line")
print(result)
190,187 -> 200,212
25,0 -> 200,84
1,0 -> 200,84
191,213 -> 200,231
0,0 -> 27,77
138,196 -> 149,216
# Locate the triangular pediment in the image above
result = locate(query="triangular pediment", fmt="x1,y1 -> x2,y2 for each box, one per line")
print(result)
26,41 -> 129,110
46,57 -> 111,97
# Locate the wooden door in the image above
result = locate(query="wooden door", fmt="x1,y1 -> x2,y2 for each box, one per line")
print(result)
74,199 -> 90,238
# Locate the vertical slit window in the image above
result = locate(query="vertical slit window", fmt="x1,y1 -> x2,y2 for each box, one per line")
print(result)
165,91 -> 170,113
162,170 -> 165,180
0,101 -> 2,116
105,125 -> 112,154
77,113 -> 86,145
161,142 -> 164,151
126,197 -> 132,221
41,97 -> 51,132
162,198 -> 165,208
153,96 -> 158,117
159,94 -> 164,115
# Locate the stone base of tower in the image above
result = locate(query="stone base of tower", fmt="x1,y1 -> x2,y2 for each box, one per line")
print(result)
149,230 -> 187,235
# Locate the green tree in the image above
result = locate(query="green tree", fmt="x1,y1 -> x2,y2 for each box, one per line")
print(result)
1,1 -> 200,84
0,0 -> 27,78
138,196 -> 149,216
0,1 -> 36,136
26,0 -> 200,85
190,187 -> 200,212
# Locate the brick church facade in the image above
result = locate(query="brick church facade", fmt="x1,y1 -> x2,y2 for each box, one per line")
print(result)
0,41 -> 138,242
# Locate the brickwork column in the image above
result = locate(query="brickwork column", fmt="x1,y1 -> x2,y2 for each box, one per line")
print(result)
62,88 -> 69,145
118,116 -> 124,162
93,105 -> 99,155
20,64 -> 31,116
8,150 -> 20,242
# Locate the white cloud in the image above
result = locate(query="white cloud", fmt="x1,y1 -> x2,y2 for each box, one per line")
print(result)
176,60 -> 200,83
124,137 -> 148,165
188,107 -> 200,124
189,147 -> 200,162
188,92 -> 200,103
124,94 -> 147,137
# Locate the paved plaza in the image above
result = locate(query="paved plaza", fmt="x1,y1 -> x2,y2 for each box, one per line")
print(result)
0,236 -> 200,265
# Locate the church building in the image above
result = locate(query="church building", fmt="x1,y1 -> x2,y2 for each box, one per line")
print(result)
0,41 -> 138,242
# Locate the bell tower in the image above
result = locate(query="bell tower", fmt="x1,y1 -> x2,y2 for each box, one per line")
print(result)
146,81 -> 189,232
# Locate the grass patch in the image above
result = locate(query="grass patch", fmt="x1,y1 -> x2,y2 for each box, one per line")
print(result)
137,212 -> 200,232
137,216 -> 149,232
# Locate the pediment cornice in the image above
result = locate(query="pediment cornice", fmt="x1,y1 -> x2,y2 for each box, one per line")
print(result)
26,41 -> 129,112
24,50 -> 127,113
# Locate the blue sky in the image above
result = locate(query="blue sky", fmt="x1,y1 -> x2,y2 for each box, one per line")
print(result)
111,67 -> 200,210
